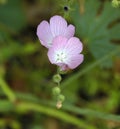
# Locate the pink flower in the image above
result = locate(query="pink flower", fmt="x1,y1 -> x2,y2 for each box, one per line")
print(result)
47,36 -> 84,71
37,15 -> 75,48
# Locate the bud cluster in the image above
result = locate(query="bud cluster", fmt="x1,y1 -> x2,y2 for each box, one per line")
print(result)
52,74 -> 65,109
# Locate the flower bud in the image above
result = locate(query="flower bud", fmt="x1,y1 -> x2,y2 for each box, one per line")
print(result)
53,74 -> 62,83
58,94 -> 65,102
52,87 -> 61,95
56,101 -> 62,109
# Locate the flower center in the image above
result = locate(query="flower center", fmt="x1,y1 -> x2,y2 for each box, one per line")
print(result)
55,51 -> 67,63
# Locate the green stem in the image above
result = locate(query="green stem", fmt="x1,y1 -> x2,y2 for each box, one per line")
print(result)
1,99 -> 120,123
0,100 -> 96,129
62,104 -> 120,122
16,101 -> 96,129
0,77 -> 16,102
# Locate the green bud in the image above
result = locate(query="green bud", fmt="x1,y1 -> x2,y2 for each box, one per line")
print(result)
53,74 -> 62,83
58,94 -> 65,102
52,87 -> 61,95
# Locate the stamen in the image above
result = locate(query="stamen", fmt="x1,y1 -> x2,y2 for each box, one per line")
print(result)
55,51 -> 67,63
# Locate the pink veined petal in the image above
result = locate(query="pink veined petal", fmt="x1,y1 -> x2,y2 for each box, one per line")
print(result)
67,54 -> 84,69
47,36 -> 68,64
52,36 -> 68,51
50,15 -> 67,37
37,20 -> 53,48
65,37 -> 83,55
64,24 -> 75,39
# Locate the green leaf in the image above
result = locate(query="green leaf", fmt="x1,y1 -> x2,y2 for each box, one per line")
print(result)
109,24 -> 120,39
100,1 -> 120,27
72,0 -> 120,68
88,40 -> 116,68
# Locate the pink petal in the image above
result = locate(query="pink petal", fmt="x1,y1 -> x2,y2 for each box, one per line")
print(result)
65,37 -> 83,55
37,21 -> 53,48
67,54 -> 84,69
47,36 -> 68,64
50,15 -> 67,37
47,49 -> 55,64
64,24 -> 75,39
52,36 -> 68,51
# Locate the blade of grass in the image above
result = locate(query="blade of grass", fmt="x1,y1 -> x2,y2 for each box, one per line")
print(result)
0,77 -> 16,102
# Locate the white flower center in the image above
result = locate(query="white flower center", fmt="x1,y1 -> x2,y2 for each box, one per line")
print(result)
55,51 -> 67,63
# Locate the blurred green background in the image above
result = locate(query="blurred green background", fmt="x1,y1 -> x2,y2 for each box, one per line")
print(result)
0,0 -> 120,129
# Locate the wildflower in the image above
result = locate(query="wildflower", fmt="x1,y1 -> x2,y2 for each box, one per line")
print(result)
37,15 -> 75,48
47,36 -> 84,71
